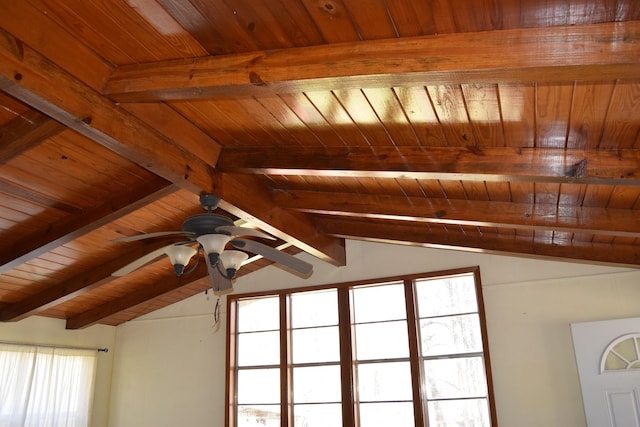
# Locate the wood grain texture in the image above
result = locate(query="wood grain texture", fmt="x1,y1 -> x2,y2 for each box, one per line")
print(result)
0,110 -> 66,163
0,28 -> 216,194
213,172 -> 346,266
316,216 -> 640,266
219,146 -> 640,185
274,189 -> 640,236
2,0 -> 640,329
105,21 -> 640,101
0,179 -> 176,273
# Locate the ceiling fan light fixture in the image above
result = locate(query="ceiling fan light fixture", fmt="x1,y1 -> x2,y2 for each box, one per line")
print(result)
112,194 -> 313,289
219,250 -> 249,279
197,234 -> 232,265
165,245 -> 197,276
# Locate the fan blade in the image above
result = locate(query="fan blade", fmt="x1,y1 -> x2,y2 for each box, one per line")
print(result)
215,225 -> 275,240
231,239 -> 313,276
207,260 -> 233,293
111,231 -> 189,243
112,244 -> 175,276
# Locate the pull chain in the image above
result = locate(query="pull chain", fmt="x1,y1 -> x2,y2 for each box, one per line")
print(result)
212,297 -> 221,331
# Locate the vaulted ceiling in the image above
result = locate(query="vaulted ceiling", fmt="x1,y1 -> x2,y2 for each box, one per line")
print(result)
1,1 -> 639,327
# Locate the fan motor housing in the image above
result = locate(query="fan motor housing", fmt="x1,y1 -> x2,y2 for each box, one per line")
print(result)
182,214 -> 234,237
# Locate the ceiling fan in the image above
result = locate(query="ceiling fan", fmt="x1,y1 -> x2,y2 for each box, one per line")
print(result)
111,193 -> 313,293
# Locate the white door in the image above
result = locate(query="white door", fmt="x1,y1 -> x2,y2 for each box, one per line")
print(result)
572,317 -> 640,427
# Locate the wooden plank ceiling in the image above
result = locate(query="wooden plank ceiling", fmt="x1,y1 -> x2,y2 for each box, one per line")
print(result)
0,1 -> 639,327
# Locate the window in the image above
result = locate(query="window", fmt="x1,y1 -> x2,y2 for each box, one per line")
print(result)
226,267 -> 496,427
601,334 -> 640,372
0,343 -> 97,427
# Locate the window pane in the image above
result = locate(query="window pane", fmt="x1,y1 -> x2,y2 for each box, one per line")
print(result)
351,282 -> 406,323
355,321 -> 409,360
427,399 -> 491,427
424,357 -> 488,399
416,274 -> 478,317
238,331 -> 280,366
294,403 -> 343,427
238,297 -> 280,332
237,404 -> 280,427
292,326 -> 340,364
357,361 -> 413,401
293,365 -> 341,403
237,369 -> 280,404
421,314 -> 483,356
359,402 -> 415,427
291,289 -> 338,328
230,269 -> 494,427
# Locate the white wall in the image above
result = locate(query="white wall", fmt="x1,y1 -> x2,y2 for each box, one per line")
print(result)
484,272 -> 640,426
107,240 -> 640,427
108,311 -> 224,427
0,317 -> 116,427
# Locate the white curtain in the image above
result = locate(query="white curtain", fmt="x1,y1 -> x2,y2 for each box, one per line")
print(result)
0,343 -> 97,427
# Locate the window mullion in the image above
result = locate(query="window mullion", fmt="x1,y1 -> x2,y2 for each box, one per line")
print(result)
280,293 -> 291,427
228,267 -> 496,427
338,287 -> 356,427
404,278 -> 427,427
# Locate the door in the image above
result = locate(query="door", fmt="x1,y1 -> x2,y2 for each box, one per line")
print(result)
572,317 -> 640,427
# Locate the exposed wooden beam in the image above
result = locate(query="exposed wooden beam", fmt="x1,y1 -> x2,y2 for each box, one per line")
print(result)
219,146 -> 640,186
0,1 -> 112,91
66,266 -> 209,329
0,240 -> 175,322
0,179 -> 79,213
274,190 -> 640,238
316,216 -> 640,267
213,172 -> 346,266
0,178 -> 178,273
0,109 -> 66,163
121,102 -> 221,167
105,21 -> 640,102
0,28 -> 219,194
64,245 -> 287,329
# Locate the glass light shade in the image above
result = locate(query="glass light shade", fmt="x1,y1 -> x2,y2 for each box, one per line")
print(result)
197,234 -> 232,263
165,245 -> 197,275
220,249 -> 248,278
220,250 -> 249,270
